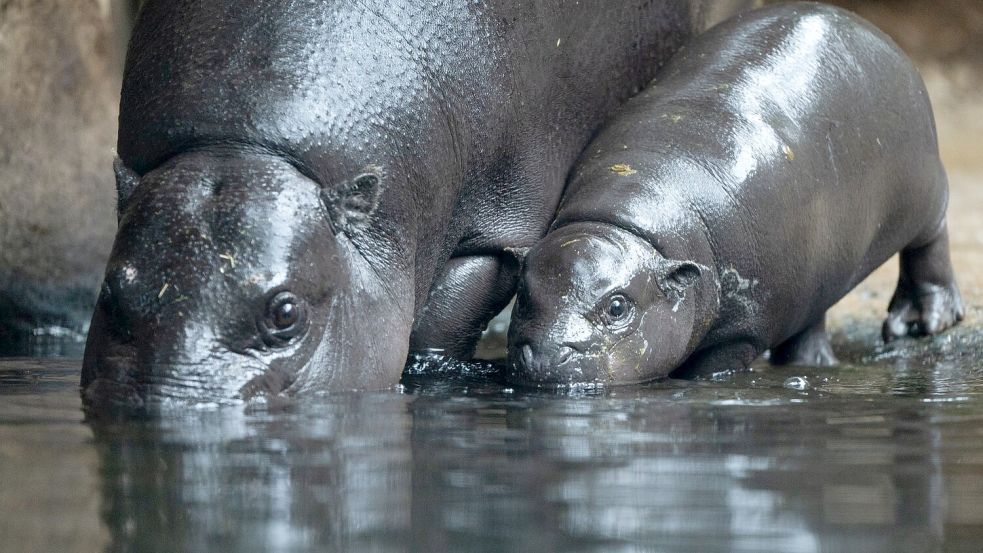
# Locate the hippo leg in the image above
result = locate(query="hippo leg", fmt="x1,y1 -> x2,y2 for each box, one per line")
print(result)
410,253 -> 520,359
883,223 -> 965,343
770,317 -> 838,366
672,340 -> 759,379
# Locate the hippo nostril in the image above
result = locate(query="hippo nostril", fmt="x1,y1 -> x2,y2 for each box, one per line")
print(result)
556,346 -> 575,365
97,271 -> 144,343
521,344 -> 534,369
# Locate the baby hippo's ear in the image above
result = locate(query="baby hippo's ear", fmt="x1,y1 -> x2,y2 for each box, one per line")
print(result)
114,157 -> 140,220
656,259 -> 703,302
323,166 -> 384,235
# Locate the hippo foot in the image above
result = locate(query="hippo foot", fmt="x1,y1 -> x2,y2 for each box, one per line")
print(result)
882,281 -> 964,342
884,223 -> 965,343
771,319 -> 838,367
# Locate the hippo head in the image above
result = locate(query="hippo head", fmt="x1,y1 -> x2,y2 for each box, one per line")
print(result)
507,222 -> 707,386
82,150 -> 410,410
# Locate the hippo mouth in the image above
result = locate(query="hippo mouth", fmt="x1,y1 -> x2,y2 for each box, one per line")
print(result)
81,352 -> 281,416
81,375 -> 248,417
506,344 -> 604,387
81,377 -> 149,413
505,345 -> 670,388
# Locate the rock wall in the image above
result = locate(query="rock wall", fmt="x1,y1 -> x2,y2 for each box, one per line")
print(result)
782,0 -> 983,167
0,0 -> 130,352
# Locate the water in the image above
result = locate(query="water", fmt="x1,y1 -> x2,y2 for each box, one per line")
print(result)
3,328 -> 983,552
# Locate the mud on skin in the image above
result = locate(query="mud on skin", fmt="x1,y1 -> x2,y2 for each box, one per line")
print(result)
81,0 -> 759,411
508,2 -> 964,387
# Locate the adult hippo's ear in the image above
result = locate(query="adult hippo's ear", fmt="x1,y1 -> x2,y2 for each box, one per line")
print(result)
322,166 -> 385,236
114,156 -> 140,220
655,259 -> 704,302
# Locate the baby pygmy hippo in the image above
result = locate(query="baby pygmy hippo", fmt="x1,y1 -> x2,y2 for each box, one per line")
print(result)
507,2 -> 964,385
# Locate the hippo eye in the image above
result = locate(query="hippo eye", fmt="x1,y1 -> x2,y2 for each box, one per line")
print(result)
261,291 -> 308,346
601,294 -> 634,327
273,301 -> 298,329
608,296 -> 628,318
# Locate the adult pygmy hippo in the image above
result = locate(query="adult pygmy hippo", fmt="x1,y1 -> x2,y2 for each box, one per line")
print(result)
508,2 -> 964,385
82,0 -> 757,408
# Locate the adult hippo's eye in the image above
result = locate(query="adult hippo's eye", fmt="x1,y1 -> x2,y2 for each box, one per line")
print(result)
260,291 -> 308,346
601,294 -> 634,328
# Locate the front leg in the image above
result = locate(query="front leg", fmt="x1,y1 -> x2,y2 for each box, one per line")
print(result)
671,340 -> 760,379
770,316 -> 838,367
410,252 -> 521,359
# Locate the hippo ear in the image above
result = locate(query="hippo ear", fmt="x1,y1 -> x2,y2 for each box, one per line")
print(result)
114,157 -> 140,219
323,166 -> 384,235
656,259 -> 703,302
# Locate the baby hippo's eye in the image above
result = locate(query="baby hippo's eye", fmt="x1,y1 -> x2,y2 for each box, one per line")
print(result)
273,300 -> 298,329
260,291 -> 308,347
601,294 -> 634,327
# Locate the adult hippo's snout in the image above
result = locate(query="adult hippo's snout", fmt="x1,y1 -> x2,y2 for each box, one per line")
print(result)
83,291 -> 291,408
81,150 -> 413,409
80,344 -> 275,410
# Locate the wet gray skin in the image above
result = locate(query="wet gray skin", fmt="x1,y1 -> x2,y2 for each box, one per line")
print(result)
508,3 -> 964,386
82,0 -> 759,410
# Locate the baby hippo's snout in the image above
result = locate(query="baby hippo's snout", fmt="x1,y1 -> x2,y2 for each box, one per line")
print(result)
507,340 -> 600,386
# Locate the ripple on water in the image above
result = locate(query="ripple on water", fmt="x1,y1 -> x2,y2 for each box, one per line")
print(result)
2,345 -> 983,552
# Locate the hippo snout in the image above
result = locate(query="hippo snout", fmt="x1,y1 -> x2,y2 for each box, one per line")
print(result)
507,341 -> 596,386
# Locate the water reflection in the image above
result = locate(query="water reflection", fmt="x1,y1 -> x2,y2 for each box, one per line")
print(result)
79,360 -> 983,553
2,354 -> 983,552
92,394 -> 416,552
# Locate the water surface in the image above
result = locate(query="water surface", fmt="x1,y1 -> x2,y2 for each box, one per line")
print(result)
2,328 -> 983,552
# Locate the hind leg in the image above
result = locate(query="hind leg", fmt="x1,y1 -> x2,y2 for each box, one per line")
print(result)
771,316 -> 838,366
883,222 -> 965,342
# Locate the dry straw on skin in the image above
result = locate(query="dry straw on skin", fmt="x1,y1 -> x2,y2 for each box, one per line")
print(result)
610,164 -> 638,176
